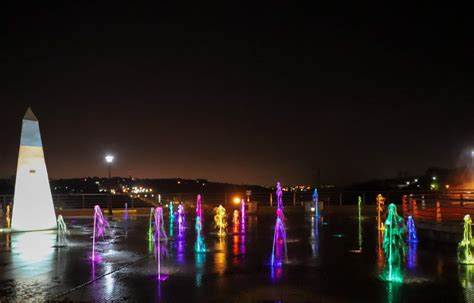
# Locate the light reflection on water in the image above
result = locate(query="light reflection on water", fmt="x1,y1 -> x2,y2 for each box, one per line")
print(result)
459,264 -> 474,302
195,252 -> 206,287
12,231 -> 56,263
407,242 -> 417,270
213,237 -> 227,276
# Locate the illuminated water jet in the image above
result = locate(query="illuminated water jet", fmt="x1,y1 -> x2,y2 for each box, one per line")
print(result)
91,205 -> 109,262
458,214 -> 474,264
240,198 -> 245,224
177,204 -> 185,236
154,207 -> 168,242
312,188 -> 319,217
148,207 -> 155,242
196,195 -> 202,222
233,210 -> 239,226
56,215 -> 68,247
5,204 -> 11,229
379,203 -> 406,282
271,182 -> 288,267
376,194 -> 386,231
154,207 -> 168,280
407,216 -> 418,243
195,215 -> 206,253
214,205 -> 227,237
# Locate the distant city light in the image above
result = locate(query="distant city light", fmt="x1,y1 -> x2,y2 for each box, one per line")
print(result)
105,155 -> 114,163
446,184 -> 450,189
406,181 -> 410,185
414,179 -> 418,182
432,176 -> 437,181
233,197 -> 241,204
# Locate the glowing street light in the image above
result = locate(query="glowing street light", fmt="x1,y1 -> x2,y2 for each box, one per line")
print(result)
105,155 -> 114,215
233,197 -> 241,204
105,155 -> 114,178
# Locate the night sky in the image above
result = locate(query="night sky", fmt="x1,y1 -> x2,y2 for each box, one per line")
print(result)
1,2 -> 473,186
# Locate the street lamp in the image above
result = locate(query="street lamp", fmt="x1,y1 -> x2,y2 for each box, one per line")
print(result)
105,155 -> 114,215
105,155 -> 114,178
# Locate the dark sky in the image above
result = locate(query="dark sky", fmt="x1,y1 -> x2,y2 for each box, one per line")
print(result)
1,2 -> 473,186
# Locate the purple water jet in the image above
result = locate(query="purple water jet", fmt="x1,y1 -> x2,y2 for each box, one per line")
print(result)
271,182 -> 288,267
91,205 -> 109,262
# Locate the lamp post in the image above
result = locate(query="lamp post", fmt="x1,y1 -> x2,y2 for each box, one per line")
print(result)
105,155 -> 114,178
105,155 -> 114,215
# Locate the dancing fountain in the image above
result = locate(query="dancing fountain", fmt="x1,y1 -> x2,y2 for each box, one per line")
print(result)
241,198 -> 245,224
233,210 -> 239,225
169,201 -> 174,237
458,214 -> 474,264
195,194 -> 207,253
196,195 -> 203,221
91,205 -> 109,262
124,203 -> 128,220
312,188 -> 319,217
379,203 -> 406,282
56,215 -> 68,247
5,204 -> 11,228
195,216 -> 206,253
271,182 -> 288,267
148,207 -> 155,242
407,216 -> 418,243
376,194 -> 386,231
214,205 -> 227,237
154,207 -> 168,280
350,196 -> 363,253
177,204 -> 185,236
233,210 -> 240,234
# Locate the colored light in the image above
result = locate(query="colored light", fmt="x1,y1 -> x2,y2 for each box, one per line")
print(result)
312,188 -> 319,217
407,216 -> 418,243
458,214 -> 474,264
379,203 -> 406,282
233,197 -> 241,204
91,205 -> 109,262
214,205 -> 227,237
271,182 -> 288,267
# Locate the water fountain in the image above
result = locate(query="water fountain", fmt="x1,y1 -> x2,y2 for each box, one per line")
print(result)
169,201 -> 174,238
56,215 -> 68,247
124,203 -> 128,220
169,201 -> 174,218
458,214 -> 474,264
271,182 -> 288,267
195,215 -> 206,253
177,204 -> 185,236
350,196 -> 363,253
233,210 -> 239,226
214,205 -> 227,237
379,203 -> 406,282
154,207 -> 168,242
91,205 -> 109,262
312,188 -> 319,217
376,194 -> 386,231
148,207 -> 155,242
240,198 -> 245,224
5,204 -> 11,228
154,207 -> 168,280
196,195 -> 203,222
407,216 -> 418,243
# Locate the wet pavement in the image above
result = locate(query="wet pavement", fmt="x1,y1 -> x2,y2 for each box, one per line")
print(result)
0,206 -> 472,302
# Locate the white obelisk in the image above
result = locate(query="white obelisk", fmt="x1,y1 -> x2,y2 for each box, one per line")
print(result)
11,108 -> 57,231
